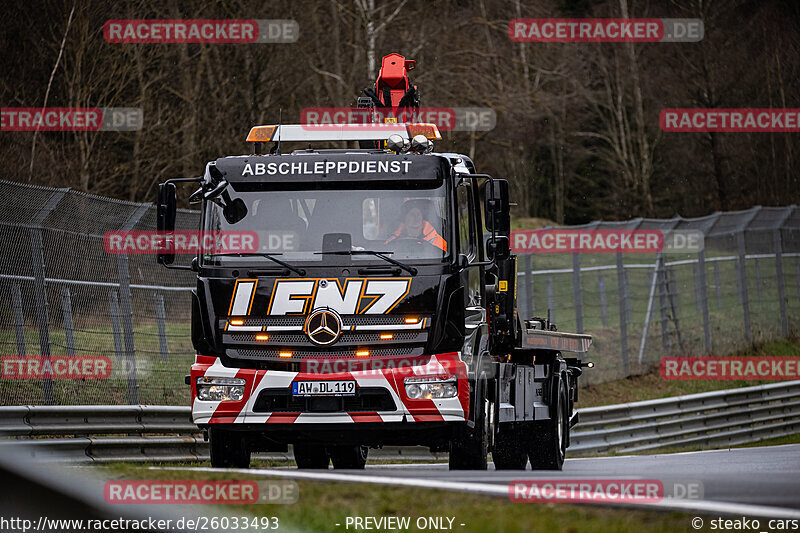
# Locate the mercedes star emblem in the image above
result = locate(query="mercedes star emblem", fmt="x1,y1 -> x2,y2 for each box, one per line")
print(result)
305,308 -> 343,345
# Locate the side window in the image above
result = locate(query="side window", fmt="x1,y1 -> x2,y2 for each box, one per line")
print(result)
457,181 -> 475,258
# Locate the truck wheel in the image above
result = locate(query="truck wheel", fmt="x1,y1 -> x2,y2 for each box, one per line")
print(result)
330,445 -> 369,469
449,391 -> 488,470
528,376 -> 567,470
209,427 -> 250,469
293,443 -> 330,469
492,426 -> 528,470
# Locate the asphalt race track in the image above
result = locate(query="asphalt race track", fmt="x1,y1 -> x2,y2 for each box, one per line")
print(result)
156,444 -> 800,518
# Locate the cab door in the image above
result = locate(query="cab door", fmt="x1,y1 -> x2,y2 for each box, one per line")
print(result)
456,178 -> 486,361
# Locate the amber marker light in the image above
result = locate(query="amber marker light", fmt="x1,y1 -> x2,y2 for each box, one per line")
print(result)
230,319 -> 244,326
356,350 -> 370,357
404,317 -> 419,324
279,352 -> 292,358
380,333 -> 393,340
255,334 -> 269,341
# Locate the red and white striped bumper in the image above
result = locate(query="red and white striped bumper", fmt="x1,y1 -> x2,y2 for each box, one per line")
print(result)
190,353 -> 470,425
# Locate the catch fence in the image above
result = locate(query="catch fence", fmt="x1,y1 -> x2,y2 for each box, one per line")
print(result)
0,179 -> 798,402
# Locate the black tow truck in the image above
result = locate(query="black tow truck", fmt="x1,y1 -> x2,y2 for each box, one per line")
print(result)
156,53 -> 592,470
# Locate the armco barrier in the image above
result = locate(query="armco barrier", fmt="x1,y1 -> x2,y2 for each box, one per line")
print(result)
570,380 -> 800,453
1,381 -> 798,462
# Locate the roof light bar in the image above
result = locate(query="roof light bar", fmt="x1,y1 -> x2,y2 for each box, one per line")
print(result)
244,123 -> 441,143
245,125 -> 276,142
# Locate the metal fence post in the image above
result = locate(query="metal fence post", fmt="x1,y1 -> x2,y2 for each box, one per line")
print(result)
28,188 -> 67,405
667,267 -> 685,352
572,253 -> 583,333
110,288 -> 137,405
598,271 -> 609,327
657,254 -> 672,353
623,269 -> 633,323
697,250 -> 712,353
616,252 -> 630,375
523,254 -> 534,318
155,293 -> 169,361
774,229 -> 788,337
714,262 -> 723,309
11,284 -> 26,356
737,231 -> 753,343
754,258 -> 763,302
61,286 -> 75,356
116,205 -> 149,405
546,276 -> 555,324
109,290 -> 125,366
734,259 -> 743,305
693,264 -> 701,313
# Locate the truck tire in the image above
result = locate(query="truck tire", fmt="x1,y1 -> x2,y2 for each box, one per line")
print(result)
528,376 -> 567,470
330,445 -> 369,469
209,427 -> 250,469
449,382 -> 488,470
293,443 -> 330,469
492,426 -> 528,470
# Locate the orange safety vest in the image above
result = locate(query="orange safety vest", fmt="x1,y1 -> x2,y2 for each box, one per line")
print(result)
386,220 -> 447,252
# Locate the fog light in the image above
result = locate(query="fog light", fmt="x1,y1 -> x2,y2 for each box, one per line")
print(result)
196,377 -> 245,401
404,376 -> 457,399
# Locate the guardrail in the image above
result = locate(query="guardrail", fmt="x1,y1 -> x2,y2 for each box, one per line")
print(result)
570,380 -> 800,454
1,381 -> 798,462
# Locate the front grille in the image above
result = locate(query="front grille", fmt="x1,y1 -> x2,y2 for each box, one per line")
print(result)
253,387 -> 396,413
229,347 -> 423,361
226,331 -> 425,345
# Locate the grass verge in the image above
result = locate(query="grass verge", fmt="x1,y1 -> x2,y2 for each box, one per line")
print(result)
579,337 -> 800,407
102,464 -> 693,533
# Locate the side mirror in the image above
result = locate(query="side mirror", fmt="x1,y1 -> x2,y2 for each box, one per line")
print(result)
486,236 -> 510,260
484,179 -> 511,260
484,179 -> 510,234
221,192 -> 248,225
157,183 -> 177,265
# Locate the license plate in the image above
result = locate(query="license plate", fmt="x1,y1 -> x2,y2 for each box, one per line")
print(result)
292,380 -> 356,397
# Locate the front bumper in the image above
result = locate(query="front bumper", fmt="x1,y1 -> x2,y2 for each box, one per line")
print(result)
190,352 -> 470,426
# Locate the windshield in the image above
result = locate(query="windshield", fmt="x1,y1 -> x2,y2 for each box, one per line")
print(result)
202,180 -> 451,265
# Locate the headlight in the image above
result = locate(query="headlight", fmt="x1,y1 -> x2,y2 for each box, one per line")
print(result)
404,376 -> 458,399
196,376 -> 246,401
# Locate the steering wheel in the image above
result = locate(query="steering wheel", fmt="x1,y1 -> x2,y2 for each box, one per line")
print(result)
387,237 -> 440,253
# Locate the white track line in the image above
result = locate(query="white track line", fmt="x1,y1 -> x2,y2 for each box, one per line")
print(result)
151,466 -> 800,519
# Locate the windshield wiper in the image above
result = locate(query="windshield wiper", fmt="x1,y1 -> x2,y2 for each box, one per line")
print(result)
314,250 -> 417,276
208,253 -> 306,276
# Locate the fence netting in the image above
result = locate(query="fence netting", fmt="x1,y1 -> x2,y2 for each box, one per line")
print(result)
517,208 -> 800,385
0,180 -> 798,403
0,180 -> 197,405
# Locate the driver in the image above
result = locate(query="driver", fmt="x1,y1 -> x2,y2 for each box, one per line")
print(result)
385,202 -> 447,252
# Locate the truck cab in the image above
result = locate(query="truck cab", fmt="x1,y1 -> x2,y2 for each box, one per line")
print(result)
157,123 -> 591,470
